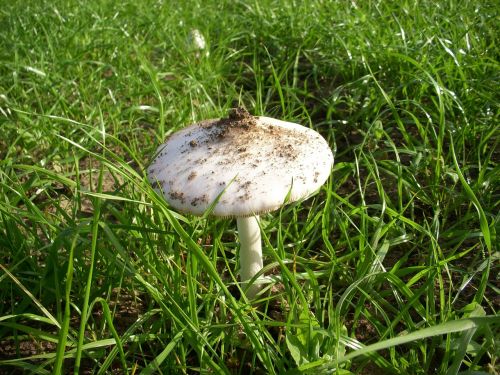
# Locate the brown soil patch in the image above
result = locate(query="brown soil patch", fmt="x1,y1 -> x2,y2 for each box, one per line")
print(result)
200,106 -> 258,141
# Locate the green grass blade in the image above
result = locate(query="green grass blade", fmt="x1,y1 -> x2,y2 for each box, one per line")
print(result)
53,233 -> 78,374
74,164 -> 104,373
338,316 -> 499,364
0,264 -> 60,329
449,133 -> 492,254
140,330 -> 184,375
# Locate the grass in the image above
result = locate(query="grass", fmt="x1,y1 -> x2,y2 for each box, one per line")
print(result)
0,0 -> 498,373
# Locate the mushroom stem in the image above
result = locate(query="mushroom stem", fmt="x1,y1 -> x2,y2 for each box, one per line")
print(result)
237,215 -> 263,298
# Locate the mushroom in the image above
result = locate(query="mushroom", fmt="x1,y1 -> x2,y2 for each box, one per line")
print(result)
148,108 -> 333,298
187,29 -> 208,58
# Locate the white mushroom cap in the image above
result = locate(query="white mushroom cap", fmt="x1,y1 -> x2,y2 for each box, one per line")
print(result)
148,110 -> 333,217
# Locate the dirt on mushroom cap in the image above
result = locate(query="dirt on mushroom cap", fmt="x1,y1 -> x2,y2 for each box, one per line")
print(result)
148,109 -> 333,217
196,107 -> 302,162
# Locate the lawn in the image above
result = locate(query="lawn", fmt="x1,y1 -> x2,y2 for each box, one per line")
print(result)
0,0 -> 498,373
